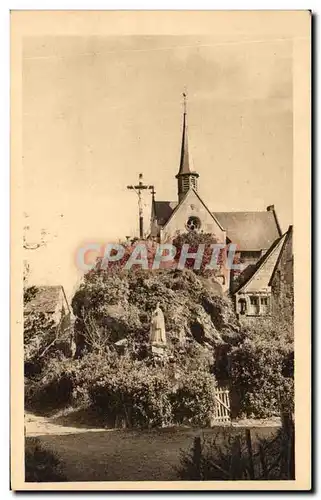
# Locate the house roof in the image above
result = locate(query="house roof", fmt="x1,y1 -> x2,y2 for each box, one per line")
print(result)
153,202 -> 281,251
24,285 -> 70,315
235,232 -> 287,294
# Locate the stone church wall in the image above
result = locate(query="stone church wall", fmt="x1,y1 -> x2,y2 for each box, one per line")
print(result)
160,191 -> 226,244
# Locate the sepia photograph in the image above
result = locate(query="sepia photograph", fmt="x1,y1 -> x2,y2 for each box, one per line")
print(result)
10,10 -> 311,491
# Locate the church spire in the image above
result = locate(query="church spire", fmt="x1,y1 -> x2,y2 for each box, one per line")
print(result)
176,92 -> 199,202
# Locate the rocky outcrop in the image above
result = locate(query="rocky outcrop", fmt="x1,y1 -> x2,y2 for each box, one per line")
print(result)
72,268 -> 240,354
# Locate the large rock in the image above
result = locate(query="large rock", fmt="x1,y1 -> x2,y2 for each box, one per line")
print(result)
189,304 -> 223,346
72,268 -> 240,353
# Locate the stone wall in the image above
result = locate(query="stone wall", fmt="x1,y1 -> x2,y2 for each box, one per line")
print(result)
160,190 -> 226,244
270,230 -> 293,324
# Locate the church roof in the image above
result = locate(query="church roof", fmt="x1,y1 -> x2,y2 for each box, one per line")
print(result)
153,200 -> 178,226
213,211 -> 281,251
153,202 -> 281,251
176,93 -> 198,179
177,108 -> 192,176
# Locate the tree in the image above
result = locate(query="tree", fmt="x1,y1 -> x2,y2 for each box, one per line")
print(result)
229,321 -> 294,418
24,286 -> 67,376
172,232 -> 224,275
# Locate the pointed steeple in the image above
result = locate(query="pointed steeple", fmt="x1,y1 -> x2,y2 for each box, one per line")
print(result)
176,92 -> 199,202
178,93 -> 191,175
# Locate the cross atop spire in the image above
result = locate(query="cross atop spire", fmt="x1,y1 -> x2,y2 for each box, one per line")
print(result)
183,90 -> 187,115
177,91 -> 191,176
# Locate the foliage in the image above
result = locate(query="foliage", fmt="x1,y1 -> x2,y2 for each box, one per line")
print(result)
24,311 -> 57,371
71,264 -> 236,356
25,437 -> 66,482
171,370 -> 217,426
24,285 -> 59,376
25,350 -> 119,410
25,355 -> 75,410
172,232 -> 224,276
178,431 -> 248,480
88,356 -> 173,428
229,322 -> 294,418
25,347 -> 220,429
24,285 -> 73,377
178,417 -> 295,480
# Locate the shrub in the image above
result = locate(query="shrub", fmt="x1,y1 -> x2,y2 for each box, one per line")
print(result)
178,418 -> 295,480
171,371 -> 217,426
25,438 -> 66,482
25,351 -> 120,411
229,323 -> 294,418
89,357 -> 172,428
25,356 -> 75,411
172,232 -> 224,276
178,431 -> 248,480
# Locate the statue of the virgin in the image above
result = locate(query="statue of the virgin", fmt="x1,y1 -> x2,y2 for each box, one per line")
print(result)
150,302 -> 166,345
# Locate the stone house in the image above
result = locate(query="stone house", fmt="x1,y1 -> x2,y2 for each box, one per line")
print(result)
24,285 -> 73,352
269,226 -> 294,323
233,231 -> 289,322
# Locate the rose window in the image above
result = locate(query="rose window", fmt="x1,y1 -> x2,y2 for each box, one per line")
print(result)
186,216 -> 201,231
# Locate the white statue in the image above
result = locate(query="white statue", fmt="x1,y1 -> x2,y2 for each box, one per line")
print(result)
150,302 -> 166,345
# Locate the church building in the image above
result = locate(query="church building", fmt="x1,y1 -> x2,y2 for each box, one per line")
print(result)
149,95 -> 292,320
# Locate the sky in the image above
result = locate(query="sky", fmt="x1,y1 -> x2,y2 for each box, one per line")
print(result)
23,35 -> 293,298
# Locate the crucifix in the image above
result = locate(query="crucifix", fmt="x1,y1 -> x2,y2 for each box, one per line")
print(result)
127,173 -> 155,239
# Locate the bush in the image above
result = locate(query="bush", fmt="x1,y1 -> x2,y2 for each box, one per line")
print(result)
178,419 -> 295,480
171,371 -> 217,426
25,356 -> 75,411
25,438 -> 66,482
25,351 -> 120,411
89,357 -> 172,428
229,323 -> 294,418
178,431 -> 248,480
25,344 -> 221,428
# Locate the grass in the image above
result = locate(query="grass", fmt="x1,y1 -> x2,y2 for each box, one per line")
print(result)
26,426 -> 278,481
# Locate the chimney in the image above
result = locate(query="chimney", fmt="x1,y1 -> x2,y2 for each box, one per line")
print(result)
267,205 -> 282,236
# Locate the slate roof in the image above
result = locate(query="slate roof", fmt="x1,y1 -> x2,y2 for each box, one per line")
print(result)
213,211 -> 281,251
177,108 -> 194,176
24,285 -> 70,315
234,233 -> 287,293
153,201 -> 178,226
153,201 -> 281,251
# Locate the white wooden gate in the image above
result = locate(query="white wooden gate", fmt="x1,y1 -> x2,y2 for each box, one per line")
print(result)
213,388 -> 231,423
